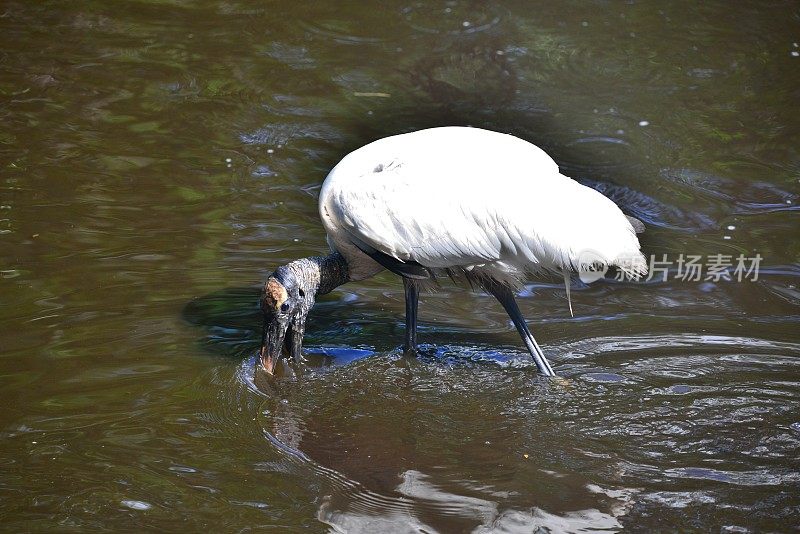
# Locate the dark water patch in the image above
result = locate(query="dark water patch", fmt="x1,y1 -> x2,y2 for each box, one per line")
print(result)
581,177 -> 720,231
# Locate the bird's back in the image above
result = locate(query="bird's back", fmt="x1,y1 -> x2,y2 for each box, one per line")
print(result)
320,127 -> 646,284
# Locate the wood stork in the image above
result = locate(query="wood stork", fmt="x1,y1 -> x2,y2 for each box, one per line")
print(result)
259,126 -> 647,376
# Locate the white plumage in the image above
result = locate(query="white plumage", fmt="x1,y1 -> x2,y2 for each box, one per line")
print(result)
320,126 -> 647,286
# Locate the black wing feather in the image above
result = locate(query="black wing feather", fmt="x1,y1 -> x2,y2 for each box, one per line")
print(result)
350,237 -> 431,280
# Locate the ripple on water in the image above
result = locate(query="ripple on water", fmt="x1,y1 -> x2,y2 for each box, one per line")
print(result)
239,121 -> 343,147
401,1 -> 504,35
296,19 -> 388,44
581,372 -> 628,383
665,467 -> 800,486
120,500 -> 151,511
262,42 -> 316,70
561,136 -> 634,173
229,331 -> 800,532
660,167 -> 800,219
581,177 -> 719,230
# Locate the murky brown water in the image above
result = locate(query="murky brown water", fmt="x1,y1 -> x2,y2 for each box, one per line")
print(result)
2,0 -> 800,531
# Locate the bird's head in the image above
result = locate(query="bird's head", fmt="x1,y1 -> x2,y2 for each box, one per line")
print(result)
259,263 -> 316,374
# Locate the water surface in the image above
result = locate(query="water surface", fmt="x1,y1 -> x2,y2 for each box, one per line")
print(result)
1,0 -> 799,531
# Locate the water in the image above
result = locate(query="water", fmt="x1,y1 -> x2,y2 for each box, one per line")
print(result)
1,0 -> 799,531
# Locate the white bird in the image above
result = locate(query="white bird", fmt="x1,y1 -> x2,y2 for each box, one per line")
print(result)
259,126 -> 647,376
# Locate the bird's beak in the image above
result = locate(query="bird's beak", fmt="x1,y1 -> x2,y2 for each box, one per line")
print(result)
260,318 -> 288,375
288,315 -> 305,364
259,314 -> 307,374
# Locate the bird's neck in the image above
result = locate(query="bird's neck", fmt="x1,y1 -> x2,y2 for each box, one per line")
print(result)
315,251 -> 350,295
290,251 -> 350,297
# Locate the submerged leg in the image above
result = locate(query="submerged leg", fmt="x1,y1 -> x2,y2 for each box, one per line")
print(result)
403,277 -> 419,355
484,281 -> 556,376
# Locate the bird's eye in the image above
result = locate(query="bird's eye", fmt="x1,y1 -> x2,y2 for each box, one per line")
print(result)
298,289 -> 305,298
280,302 -> 290,313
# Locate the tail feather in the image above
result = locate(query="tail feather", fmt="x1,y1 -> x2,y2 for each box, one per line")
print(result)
616,252 -> 648,280
626,215 -> 646,234
563,269 -> 574,318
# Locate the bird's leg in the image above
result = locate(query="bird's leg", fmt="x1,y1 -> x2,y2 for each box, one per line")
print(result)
403,277 -> 419,356
484,281 -> 556,376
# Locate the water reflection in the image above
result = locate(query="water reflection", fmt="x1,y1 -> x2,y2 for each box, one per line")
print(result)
235,327 -> 800,531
